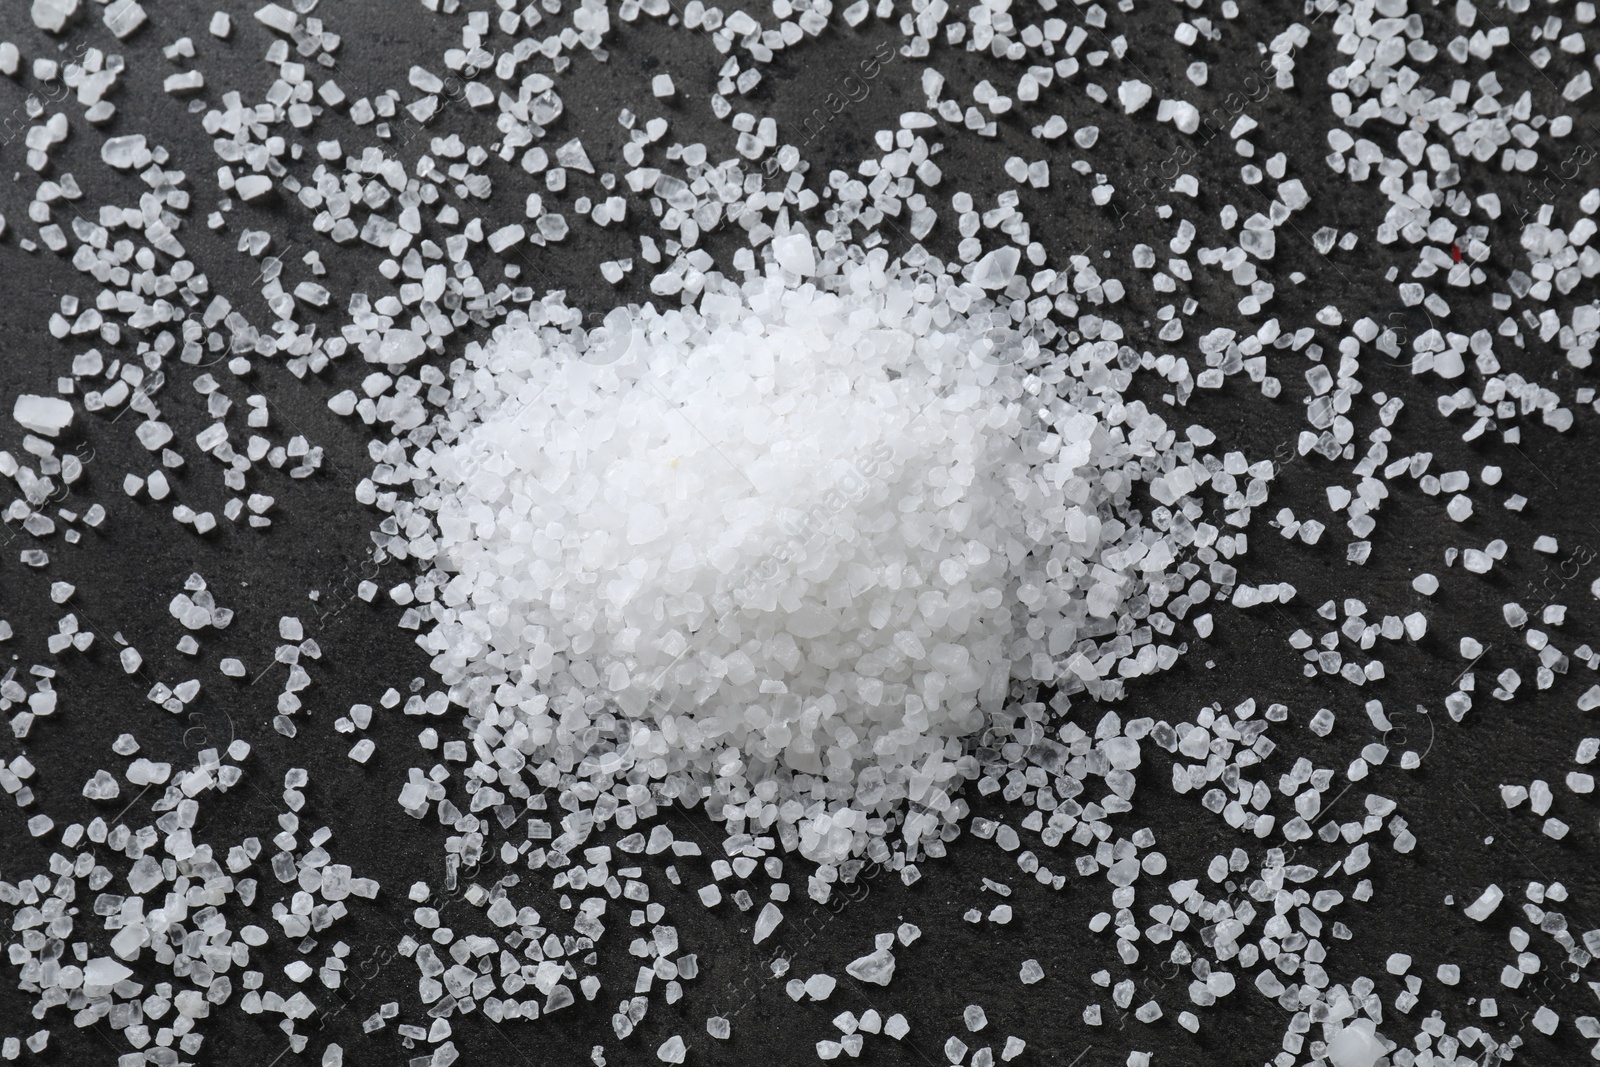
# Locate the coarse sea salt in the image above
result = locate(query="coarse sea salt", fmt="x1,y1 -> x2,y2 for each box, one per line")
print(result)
406,233 -> 1193,871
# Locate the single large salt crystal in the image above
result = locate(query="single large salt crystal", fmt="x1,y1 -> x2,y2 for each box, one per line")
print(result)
754,902 -> 783,943
1118,79 -> 1153,113
1465,884 -> 1503,920
31,0 -> 78,34
845,947 -> 896,985
83,957 -> 133,988
13,395 -> 72,436
235,175 -> 274,201
254,3 -> 296,33
374,329 -> 426,363
972,246 -> 1020,289
101,134 -> 148,169
1326,1019 -> 1384,1067
772,232 -> 816,276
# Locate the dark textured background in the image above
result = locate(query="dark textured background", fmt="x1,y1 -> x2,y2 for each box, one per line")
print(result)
0,2 -> 1597,1065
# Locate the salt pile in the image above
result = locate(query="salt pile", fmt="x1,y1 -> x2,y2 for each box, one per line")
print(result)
406,232 -> 1191,871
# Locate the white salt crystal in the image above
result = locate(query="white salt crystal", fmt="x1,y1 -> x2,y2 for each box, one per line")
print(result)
31,0 -> 78,34
972,245 -> 1020,289
83,957 -> 132,988
804,973 -> 836,1000
255,3 -> 296,33
845,947 -> 896,986
772,231 -> 816,276
236,175 -> 274,201
1118,79 -> 1153,112
1465,884 -> 1503,920
12,395 -> 72,436
101,134 -> 147,170
1326,1020 -> 1383,1067
103,0 -> 145,38
753,902 -> 783,943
